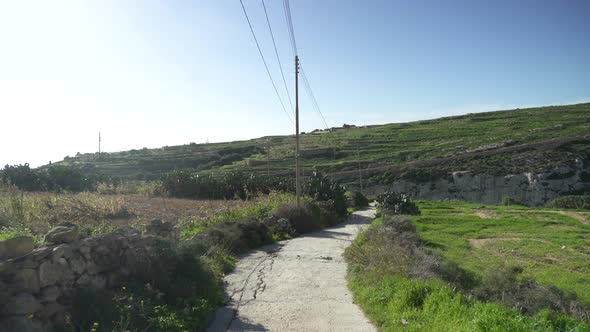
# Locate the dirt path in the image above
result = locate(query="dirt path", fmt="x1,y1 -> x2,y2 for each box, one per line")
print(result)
552,210 -> 589,224
207,208 -> 377,332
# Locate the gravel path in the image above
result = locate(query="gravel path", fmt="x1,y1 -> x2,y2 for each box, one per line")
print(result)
207,207 -> 377,332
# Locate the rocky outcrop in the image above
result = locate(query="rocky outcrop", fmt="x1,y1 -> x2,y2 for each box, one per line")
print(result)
43,223 -> 79,244
391,159 -> 590,206
0,228 -> 157,332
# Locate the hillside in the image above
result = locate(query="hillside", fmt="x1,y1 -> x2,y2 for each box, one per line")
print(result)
53,103 -> 590,188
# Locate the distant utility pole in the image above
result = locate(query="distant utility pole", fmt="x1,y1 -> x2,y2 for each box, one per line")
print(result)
266,140 -> 271,177
98,132 -> 101,155
295,55 -> 301,209
357,146 -> 363,194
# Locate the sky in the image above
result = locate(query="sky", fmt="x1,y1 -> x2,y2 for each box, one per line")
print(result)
0,0 -> 589,167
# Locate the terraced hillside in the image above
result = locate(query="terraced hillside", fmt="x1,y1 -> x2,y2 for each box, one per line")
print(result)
52,103 -> 590,187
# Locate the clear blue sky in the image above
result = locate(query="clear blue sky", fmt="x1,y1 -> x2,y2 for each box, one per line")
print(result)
1,0 -> 588,167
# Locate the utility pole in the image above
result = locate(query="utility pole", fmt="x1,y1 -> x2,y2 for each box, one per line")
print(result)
266,139 -> 271,177
295,55 -> 301,209
357,146 -> 363,194
98,132 -> 101,156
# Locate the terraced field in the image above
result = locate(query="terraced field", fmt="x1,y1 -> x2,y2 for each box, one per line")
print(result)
53,103 -> 590,186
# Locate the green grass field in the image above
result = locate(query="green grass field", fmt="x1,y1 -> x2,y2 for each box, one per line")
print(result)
414,201 -> 590,304
346,201 -> 590,331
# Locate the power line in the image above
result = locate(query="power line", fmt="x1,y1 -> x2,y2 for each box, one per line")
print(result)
282,0 -> 329,130
239,0 -> 294,124
300,66 -> 329,129
262,0 -> 294,115
283,0 -> 298,56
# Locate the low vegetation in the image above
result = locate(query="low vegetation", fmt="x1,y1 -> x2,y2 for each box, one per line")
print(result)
346,201 -> 590,331
1,171 -> 349,331
546,195 -> 590,210
347,191 -> 370,210
376,191 -> 421,216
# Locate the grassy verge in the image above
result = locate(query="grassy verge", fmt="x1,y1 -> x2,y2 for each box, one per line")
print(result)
345,209 -> 590,331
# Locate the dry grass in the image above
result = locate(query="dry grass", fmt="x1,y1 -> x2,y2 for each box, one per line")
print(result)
0,188 -> 266,240
472,209 -> 498,219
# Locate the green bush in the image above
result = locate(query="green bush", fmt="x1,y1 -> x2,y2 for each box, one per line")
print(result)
0,164 -> 105,192
0,226 -> 40,243
304,171 -> 347,217
0,164 -> 42,191
546,195 -> 590,210
196,218 -> 273,254
376,191 -> 421,215
275,201 -> 321,234
161,170 -> 295,200
69,238 -> 222,332
502,196 -> 526,206
351,191 -> 369,209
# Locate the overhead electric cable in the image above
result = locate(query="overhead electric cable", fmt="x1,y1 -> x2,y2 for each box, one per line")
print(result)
239,0 -> 294,124
283,0 -> 298,56
300,66 -> 329,129
262,0 -> 295,114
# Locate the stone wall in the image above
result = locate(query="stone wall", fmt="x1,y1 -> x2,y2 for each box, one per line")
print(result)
0,227 -> 162,332
390,159 -> 590,206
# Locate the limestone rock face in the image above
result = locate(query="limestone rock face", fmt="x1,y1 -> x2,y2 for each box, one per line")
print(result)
0,236 -> 34,260
390,160 -> 590,206
44,223 -> 80,244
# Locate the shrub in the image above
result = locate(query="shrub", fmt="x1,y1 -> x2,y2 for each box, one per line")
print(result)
0,226 -> 40,243
70,238 -> 222,332
275,201 -> 321,234
502,196 -> 526,206
345,216 -> 433,277
473,266 -> 589,319
304,171 -> 347,217
0,164 -> 42,191
546,195 -> 590,210
352,191 -> 369,209
195,218 -> 273,254
376,191 -> 421,215
162,170 -> 295,200
0,164 -> 104,192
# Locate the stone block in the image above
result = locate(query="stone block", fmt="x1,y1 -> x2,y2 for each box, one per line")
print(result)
39,286 -> 59,303
0,236 -> 34,260
2,293 -> 40,315
13,268 -> 40,293
38,261 -> 67,287
44,223 -> 79,244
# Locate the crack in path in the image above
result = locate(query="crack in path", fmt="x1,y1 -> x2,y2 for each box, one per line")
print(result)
208,207 -> 377,332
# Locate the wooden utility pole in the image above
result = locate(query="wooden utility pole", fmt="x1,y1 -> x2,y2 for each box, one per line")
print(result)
266,140 -> 271,177
295,55 -> 301,209
357,146 -> 363,194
